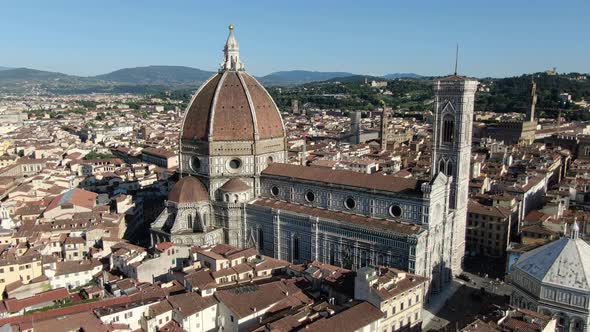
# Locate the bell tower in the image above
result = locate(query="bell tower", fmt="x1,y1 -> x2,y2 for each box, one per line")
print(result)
431,75 -> 478,274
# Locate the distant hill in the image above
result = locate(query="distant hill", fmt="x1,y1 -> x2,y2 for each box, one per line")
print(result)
258,70 -> 356,86
93,65 -> 215,85
320,75 -> 384,84
476,72 -> 590,115
383,73 -> 423,79
0,66 -> 424,91
0,68 -> 75,81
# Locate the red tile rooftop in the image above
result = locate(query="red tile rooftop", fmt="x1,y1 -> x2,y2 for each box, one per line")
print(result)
262,163 -> 424,195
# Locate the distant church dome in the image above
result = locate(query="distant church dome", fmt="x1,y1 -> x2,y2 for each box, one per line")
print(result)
168,176 -> 209,204
181,26 -> 285,142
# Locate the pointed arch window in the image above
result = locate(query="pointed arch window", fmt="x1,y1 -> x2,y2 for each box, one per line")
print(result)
258,228 -> 264,251
292,236 -> 300,261
442,115 -> 454,144
361,250 -> 368,268
438,159 -> 446,175
329,244 -> 335,265
446,160 -> 453,176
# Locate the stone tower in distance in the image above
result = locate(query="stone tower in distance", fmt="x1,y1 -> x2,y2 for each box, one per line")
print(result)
349,110 -> 361,144
431,75 -> 478,275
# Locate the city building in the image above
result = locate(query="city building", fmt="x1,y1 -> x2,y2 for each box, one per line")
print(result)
141,147 -> 178,169
466,199 -> 513,257
462,308 -> 556,332
355,266 -> 428,332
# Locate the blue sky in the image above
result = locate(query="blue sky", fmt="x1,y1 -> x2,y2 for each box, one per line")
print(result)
2,0 -> 589,77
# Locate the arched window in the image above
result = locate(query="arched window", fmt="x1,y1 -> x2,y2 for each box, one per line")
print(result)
329,244 -> 335,265
438,159 -> 446,175
360,250 -> 368,267
293,236 -> 300,261
446,160 -> 453,176
187,214 -> 193,230
258,228 -> 264,251
442,115 -> 454,144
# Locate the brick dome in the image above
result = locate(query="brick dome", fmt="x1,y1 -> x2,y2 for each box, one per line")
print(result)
181,26 -> 284,143
181,71 -> 285,142
168,176 -> 209,203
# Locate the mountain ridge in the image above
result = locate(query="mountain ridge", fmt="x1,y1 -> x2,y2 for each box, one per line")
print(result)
93,65 -> 215,85
0,66 -> 425,87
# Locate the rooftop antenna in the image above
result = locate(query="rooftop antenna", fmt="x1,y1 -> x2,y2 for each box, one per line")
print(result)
454,44 -> 459,76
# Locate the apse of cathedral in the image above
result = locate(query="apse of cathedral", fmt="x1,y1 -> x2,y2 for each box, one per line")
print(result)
150,25 -> 478,294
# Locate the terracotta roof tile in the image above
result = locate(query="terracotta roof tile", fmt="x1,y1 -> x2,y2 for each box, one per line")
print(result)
219,178 -> 251,192
262,163 -> 424,195
182,73 -> 223,141
214,280 -> 311,319
181,71 -> 284,142
168,176 -> 209,203
305,302 -> 384,332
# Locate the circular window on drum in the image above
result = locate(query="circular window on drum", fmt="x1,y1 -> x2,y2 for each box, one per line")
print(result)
389,205 -> 402,217
191,156 -> 201,172
344,197 -> 356,210
228,158 -> 242,170
271,186 -> 280,196
305,191 -> 315,203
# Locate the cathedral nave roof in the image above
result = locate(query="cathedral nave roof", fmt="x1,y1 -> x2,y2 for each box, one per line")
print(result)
262,163 -> 425,196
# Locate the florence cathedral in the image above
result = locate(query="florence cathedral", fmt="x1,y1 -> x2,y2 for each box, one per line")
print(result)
151,25 -> 478,294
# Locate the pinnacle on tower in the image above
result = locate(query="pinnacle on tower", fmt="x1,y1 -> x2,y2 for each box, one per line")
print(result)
571,218 -> 580,239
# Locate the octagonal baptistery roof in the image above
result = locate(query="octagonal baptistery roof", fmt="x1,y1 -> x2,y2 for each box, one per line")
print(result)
513,223 -> 590,292
181,26 -> 285,144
